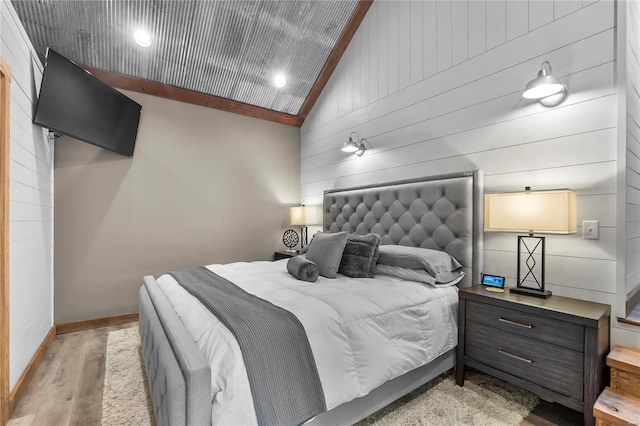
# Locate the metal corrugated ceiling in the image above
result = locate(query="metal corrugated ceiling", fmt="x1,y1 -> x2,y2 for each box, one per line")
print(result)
11,0 -> 359,115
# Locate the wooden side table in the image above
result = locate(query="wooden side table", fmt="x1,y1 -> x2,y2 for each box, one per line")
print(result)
274,251 -> 297,261
456,285 -> 611,426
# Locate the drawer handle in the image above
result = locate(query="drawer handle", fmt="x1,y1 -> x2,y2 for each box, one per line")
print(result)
499,348 -> 534,364
498,316 -> 534,329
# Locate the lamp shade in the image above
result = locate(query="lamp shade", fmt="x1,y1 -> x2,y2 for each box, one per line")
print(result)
341,132 -> 367,156
484,190 -> 577,234
290,205 -> 322,226
522,74 -> 565,99
341,137 -> 360,153
521,61 -> 568,107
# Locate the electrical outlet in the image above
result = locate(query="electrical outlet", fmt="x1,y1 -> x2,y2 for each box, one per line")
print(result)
582,220 -> 599,240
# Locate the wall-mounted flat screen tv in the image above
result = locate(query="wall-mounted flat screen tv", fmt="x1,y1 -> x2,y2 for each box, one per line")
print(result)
33,48 -> 142,157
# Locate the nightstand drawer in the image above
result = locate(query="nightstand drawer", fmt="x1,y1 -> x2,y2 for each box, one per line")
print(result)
466,300 -> 584,351
466,321 -> 584,400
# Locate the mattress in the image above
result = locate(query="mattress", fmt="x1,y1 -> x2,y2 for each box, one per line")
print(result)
157,259 -> 459,425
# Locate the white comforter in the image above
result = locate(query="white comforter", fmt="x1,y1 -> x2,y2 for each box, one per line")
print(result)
157,259 -> 458,425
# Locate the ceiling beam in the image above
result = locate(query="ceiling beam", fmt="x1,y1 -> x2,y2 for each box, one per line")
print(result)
81,66 -> 305,127
297,0 -> 373,120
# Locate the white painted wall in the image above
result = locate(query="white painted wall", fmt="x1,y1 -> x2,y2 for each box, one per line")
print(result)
54,90 -> 300,324
625,0 -> 640,299
0,1 -> 54,391
301,0 -> 639,348
612,0 -> 640,345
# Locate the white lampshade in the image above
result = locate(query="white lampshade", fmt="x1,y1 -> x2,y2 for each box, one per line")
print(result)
484,190 -> 577,234
522,61 -> 568,107
341,137 -> 360,153
290,205 -> 322,226
522,75 -> 565,99
341,132 -> 366,156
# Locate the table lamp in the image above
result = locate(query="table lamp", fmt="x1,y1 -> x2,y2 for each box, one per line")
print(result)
290,205 -> 322,249
484,188 -> 577,298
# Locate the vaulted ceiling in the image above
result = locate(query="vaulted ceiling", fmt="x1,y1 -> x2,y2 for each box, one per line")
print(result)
11,0 -> 371,126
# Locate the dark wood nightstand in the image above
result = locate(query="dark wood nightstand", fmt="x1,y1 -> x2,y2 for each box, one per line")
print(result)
273,251 -> 297,261
456,285 -> 610,426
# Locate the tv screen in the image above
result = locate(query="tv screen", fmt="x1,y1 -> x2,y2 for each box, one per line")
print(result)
33,48 -> 142,157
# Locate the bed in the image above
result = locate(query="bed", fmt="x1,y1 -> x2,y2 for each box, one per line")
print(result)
139,170 -> 483,426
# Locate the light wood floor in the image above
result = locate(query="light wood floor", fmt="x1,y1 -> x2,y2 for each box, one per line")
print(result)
8,322 -> 584,426
8,322 -> 138,426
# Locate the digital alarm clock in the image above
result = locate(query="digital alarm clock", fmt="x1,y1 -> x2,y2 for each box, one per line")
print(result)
482,273 -> 505,293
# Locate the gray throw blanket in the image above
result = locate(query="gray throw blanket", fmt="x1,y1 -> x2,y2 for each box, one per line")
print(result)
168,267 -> 326,426
287,256 -> 319,282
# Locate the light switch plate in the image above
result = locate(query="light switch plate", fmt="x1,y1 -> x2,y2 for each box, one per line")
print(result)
582,220 -> 599,240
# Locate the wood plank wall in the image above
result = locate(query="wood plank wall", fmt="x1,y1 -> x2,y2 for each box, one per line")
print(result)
0,53 -> 12,426
0,1 -> 54,391
300,0 -> 638,347
626,0 -> 640,308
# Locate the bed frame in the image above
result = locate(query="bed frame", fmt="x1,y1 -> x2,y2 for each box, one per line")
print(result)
139,170 -> 483,425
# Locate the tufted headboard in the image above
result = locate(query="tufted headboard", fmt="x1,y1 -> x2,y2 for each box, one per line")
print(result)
323,170 -> 483,288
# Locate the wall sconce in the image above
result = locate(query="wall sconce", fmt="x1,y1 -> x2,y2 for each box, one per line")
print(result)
484,187 -> 577,298
522,61 -> 568,107
341,132 -> 367,156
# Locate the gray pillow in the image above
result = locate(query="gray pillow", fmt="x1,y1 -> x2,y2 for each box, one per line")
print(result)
286,256 -> 319,282
377,245 -> 462,282
299,231 -> 320,255
306,232 -> 348,278
338,233 -> 382,278
374,264 -> 465,286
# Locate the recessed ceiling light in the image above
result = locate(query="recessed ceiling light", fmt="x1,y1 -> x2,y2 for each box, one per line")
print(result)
273,73 -> 287,88
134,29 -> 152,47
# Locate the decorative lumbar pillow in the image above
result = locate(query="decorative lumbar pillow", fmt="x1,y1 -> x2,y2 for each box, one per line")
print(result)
338,233 -> 382,278
375,264 -> 465,287
305,232 -> 348,278
287,256 -> 319,282
377,245 -> 463,283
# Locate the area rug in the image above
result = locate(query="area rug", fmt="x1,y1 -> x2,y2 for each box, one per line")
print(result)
357,370 -> 539,426
102,328 -> 538,426
102,327 -> 155,426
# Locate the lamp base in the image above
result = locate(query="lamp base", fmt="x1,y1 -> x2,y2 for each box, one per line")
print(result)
509,286 -> 552,299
